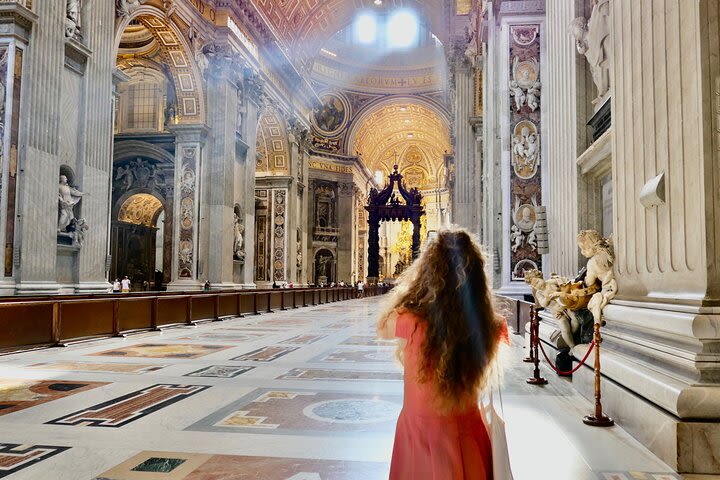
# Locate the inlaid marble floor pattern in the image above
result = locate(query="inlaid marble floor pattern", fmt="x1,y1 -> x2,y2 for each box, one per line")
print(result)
0,298 -> 683,479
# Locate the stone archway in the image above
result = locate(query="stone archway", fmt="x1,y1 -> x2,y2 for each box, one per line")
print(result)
314,248 -> 335,286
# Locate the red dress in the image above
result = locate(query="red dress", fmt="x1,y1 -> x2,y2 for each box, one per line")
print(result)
389,312 -> 493,480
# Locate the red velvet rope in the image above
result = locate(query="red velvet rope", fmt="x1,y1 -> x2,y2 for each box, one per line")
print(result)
537,339 -> 595,375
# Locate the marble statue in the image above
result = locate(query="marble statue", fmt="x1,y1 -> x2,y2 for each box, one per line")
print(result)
115,165 -> 134,191
58,175 -> 85,233
233,213 -> 245,262
296,241 -> 302,269
525,269 -> 585,348
577,230 -> 617,324
570,0 -> 611,104
526,80 -> 542,112
116,0 -> 141,19
65,0 -> 81,39
527,229 -> 538,252
189,28 -> 209,75
509,80 -> 526,112
512,127 -> 540,175
70,218 -> 89,246
0,49 -> 8,120
510,225 -> 523,253
317,255 -> 331,277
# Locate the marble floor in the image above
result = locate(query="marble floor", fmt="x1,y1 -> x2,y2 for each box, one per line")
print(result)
0,298 -> 686,479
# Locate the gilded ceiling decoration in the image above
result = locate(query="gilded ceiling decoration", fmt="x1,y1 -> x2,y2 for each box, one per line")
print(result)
118,194 -> 164,227
256,108 -> 289,174
251,0 -> 446,64
351,103 -> 451,189
116,14 -> 205,124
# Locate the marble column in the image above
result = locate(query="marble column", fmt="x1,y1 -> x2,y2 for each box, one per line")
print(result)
449,41 -> 480,234
76,0 -> 115,293
0,4 -> 34,295
336,182 -> 355,283
544,0 -> 580,277
167,124 -> 207,291
567,0 -> 720,473
16,0 -> 65,294
204,55 -> 242,289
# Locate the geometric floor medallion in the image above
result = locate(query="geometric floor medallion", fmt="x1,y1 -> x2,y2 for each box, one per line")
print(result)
90,343 -> 231,359
0,444 -> 70,479
0,379 -> 106,416
46,384 -> 210,427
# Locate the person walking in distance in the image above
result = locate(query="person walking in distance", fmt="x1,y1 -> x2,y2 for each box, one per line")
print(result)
120,276 -> 131,293
377,228 -> 507,480
112,278 -> 121,293
356,280 -> 364,298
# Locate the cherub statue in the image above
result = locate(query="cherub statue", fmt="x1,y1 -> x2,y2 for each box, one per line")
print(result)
509,80 -> 525,112
526,80 -> 541,111
510,225 -> 523,253
577,230 -> 617,323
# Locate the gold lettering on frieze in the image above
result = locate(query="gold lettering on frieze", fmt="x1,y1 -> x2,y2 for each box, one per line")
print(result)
312,63 -> 438,90
309,161 -> 353,174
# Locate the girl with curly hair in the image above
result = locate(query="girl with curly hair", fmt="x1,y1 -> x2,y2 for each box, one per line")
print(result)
378,228 -> 506,479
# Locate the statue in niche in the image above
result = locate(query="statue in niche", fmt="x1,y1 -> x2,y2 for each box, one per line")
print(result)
116,0 -> 142,19
233,213 -> 245,263
58,175 -> 85,233
0,49 -> 8,120
188,27 -> 209,75
68,218 -> 89,246
65,0 -> 81,39
296,241 -> 302,269
317,255 -> 331,278
570,0 -> 611,105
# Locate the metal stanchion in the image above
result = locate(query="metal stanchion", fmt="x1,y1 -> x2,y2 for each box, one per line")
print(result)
583,322 -> 614,427
526,307 -> 548,385
523,305 -> 536,363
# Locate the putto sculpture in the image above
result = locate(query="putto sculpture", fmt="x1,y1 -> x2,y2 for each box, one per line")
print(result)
525,229 -> 616,348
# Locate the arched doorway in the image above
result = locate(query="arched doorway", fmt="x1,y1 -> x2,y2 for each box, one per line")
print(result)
314,249 -> 335,286
110,192 -> 166,290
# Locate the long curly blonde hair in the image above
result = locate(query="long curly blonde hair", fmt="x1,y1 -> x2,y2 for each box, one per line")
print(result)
381,228 -> 502,412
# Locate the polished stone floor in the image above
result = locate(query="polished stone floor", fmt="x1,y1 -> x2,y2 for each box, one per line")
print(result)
0,298 -> 683,479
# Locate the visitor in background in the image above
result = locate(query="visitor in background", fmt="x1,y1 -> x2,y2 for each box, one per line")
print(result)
356,280 -> 364,298
272,281 -> 280,289
112,278 -> 121,293
120,276 -> 131,293
204,280 -> 211,291
377,228 -> 506,480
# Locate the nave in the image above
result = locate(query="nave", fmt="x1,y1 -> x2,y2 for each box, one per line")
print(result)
0,299 -> 679,480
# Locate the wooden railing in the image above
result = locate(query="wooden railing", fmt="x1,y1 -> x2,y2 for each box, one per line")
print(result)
0,286 -> 390,353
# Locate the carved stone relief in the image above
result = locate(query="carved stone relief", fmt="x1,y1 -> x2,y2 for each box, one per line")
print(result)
272,189 -> 287,282
65,0 -> 82,40
509,25 -> 543,281
178,147 -> 197,278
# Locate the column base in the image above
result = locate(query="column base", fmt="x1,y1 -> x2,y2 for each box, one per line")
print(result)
16,281 -> 61,295
0,280 -> 16,296
166,280 -> 203,292
75,282 -> 112,294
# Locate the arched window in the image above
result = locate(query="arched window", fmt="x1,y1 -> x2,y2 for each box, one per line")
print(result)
117,67 -> 168,133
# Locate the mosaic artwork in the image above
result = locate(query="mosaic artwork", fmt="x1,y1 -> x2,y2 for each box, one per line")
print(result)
95,450 -> 389,480
0,444 -> 70,479
27,362 -> 167,374
0,379 -> 106,416
340,335 -> 397,347
277,368 -> 402,382
281,334 -> 327,345
47,384 -> 210,428
230,345 -> 299,362
187,388 -> 402,436
184,365 -> 255,378
91,343 -> 231,359
313,348 -> 396,364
